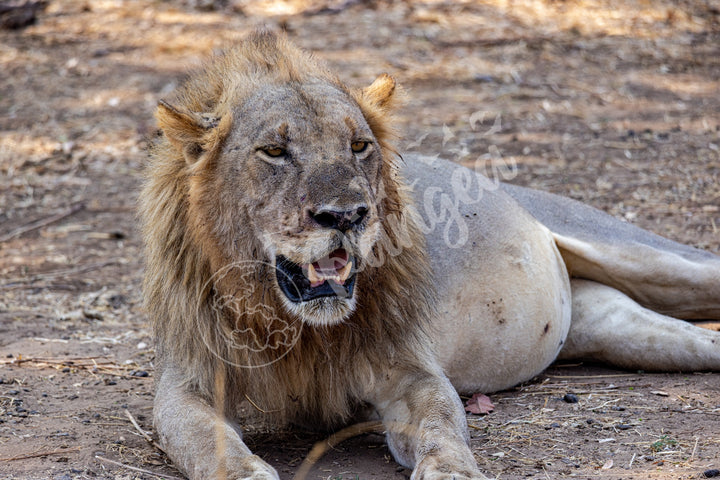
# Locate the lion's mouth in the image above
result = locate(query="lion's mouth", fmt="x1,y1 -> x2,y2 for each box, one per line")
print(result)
275,248 -> 357,303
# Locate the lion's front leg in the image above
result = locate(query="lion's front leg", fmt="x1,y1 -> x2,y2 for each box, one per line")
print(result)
154,366 -> 279,480
371,368 -> 489,480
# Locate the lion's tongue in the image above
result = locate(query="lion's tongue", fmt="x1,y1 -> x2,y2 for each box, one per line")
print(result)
305,249 -> 352,288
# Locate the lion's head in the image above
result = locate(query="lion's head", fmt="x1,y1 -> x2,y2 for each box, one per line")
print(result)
147,31 -> 409,328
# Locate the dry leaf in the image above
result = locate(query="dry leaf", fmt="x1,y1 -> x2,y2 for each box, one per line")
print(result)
465,393 -> 495,415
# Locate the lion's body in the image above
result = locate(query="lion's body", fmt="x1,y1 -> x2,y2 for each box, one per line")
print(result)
140,31 -> 720,479
402,156 -> 720,396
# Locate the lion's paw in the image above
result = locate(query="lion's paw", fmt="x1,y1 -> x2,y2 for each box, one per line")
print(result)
227,454 -> 280,480
410,454 -> 490,480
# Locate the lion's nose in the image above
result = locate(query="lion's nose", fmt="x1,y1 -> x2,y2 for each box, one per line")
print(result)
308,205 -> 369,232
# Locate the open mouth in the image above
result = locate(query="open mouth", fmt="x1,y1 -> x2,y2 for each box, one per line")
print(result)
275,248 -> 357,303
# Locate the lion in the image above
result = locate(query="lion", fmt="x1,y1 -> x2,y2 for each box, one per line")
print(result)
139,30 -> 720,480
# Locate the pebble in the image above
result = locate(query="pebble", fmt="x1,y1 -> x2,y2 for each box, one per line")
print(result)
704,469 -> 720,478
131,370 -> 149,377
563,393 -> 579,403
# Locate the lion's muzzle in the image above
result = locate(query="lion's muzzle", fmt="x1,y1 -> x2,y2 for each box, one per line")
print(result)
307,205 -> 369,232
275,248 -> 357,303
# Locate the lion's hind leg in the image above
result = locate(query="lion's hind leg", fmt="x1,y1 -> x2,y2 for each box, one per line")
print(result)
552,231 -> 720,321
559,279 -> 720,371
503,183 -> 720,320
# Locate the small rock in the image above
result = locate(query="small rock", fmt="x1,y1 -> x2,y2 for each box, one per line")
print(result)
104,292 -> 126,308
7,389 -> 20,395
563,393 -> 579,403
704,469 -> 720,478
61,367 -> 71,373
0,0 -> 47,30
131,370 -> 149,377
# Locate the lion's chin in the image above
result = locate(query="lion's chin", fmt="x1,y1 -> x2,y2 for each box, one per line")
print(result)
281,295 -> 357,327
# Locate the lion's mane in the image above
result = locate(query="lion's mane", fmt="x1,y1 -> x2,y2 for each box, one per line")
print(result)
139,31 -> 436,428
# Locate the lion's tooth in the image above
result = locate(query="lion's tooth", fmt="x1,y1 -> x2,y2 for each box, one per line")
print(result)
307,263 -> 322,286
338,260 -> 353,284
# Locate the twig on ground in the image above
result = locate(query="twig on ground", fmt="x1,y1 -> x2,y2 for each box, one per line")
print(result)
125,408 -> 164,452
0,447 -> 81,461
2,355 -> 111,366
0,202 -> 85,243
0,260 -> 119,288
95,455 -> 183,480
293,421 -> 384,480
0,355 -> 147,377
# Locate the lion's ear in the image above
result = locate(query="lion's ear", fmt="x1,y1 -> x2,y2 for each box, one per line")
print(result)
362,73 -> 397,109
156,100 -> 227,165
355,74 -> 402,151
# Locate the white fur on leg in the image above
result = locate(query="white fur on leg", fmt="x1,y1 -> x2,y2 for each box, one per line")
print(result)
559,279 -> 720,371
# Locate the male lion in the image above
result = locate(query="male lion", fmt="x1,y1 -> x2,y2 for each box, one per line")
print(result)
140,31 -> 720,480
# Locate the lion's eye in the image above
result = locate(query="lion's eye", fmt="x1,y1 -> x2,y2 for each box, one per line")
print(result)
262,146 -> 285,157
351,141 -> 369,154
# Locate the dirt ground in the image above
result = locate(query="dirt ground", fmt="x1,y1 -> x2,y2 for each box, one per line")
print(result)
1,0 -> 719,479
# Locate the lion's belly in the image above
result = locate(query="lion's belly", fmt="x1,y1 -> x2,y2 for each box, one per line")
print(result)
403,155 -> 572,393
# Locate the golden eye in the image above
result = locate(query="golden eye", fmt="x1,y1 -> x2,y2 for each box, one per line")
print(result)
262,146 -> 285,157
351,141 -> 369,153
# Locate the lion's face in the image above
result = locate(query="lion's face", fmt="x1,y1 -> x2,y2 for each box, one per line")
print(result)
159,74 -> 399,327
225,83 -> 386,324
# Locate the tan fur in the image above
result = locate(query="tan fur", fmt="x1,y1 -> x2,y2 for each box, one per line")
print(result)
140,31 -> 437,429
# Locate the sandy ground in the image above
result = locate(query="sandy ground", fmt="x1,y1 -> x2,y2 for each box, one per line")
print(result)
1,1 -> 719,479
